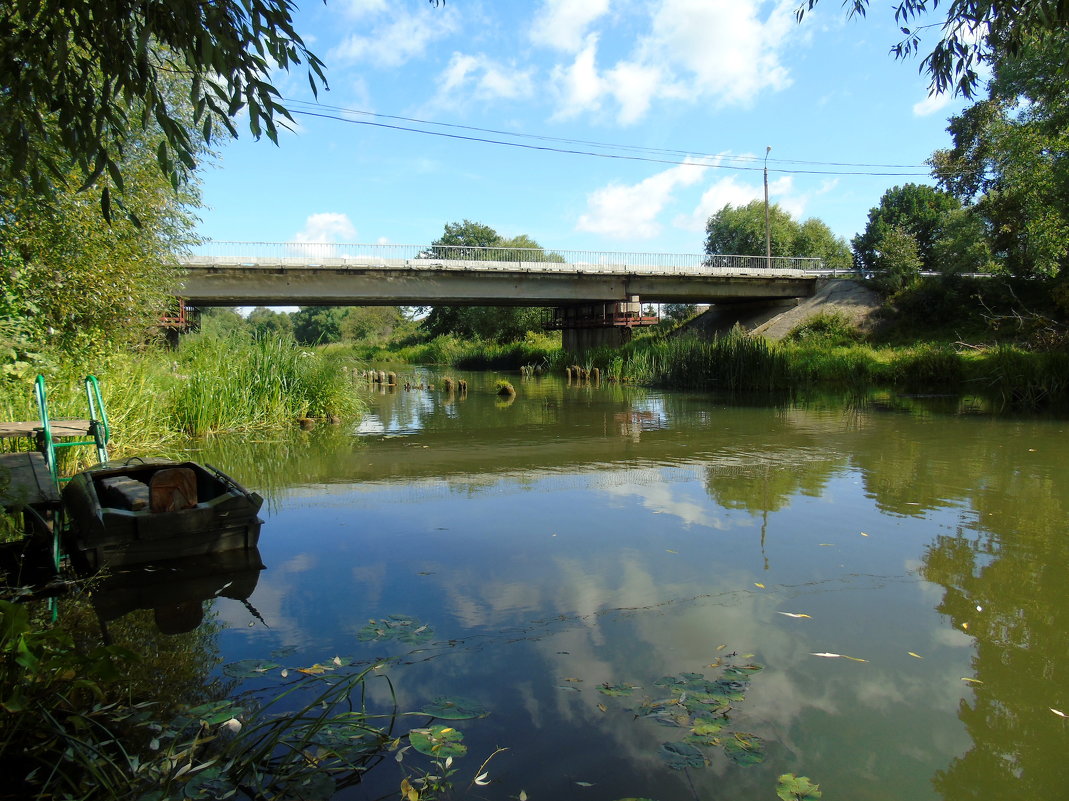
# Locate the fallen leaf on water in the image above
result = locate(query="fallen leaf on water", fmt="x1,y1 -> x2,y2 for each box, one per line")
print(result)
908,652 -> 923,659
860,532 -> 869,537
961,677 -> 983,685
819,543 -> 833,546
754,582 -> 766,589
962,622 -> 969,631
564,677 -> 582,683
666,549 -> 678,554
810,652 -> 868,662
776,611 -> 812,619
1051,708 -> 1067,718
716,644 -> 727,651
597,703 -> 607,713
575,781 -> 595,787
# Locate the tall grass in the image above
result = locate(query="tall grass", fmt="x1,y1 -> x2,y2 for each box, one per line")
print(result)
0,333 -> 366,464
169,334 -> 362,435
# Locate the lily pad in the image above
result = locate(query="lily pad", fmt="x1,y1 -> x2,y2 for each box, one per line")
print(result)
776,773 -> 822,800
660,741 -> 706,770
420,696 -> 489,720
182,701 -> 245,726
723,733 -> 766,766
599,683 -> 639,697
222,659 -> 280,678
181,768 -> 235,799
357,615 -> 434,644
409,725 -> 467,759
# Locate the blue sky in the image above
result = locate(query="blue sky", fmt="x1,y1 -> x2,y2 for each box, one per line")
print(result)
196,0 -> 971,255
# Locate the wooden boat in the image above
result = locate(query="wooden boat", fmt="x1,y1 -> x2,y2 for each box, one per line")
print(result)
61,459 -> 263,571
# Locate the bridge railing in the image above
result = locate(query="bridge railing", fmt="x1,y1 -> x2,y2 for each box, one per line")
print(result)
185,241 -> 827,274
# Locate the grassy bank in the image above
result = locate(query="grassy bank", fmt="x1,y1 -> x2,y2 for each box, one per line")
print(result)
0,333 -> 366,465
330,330 -> 565,371
600,329 -> 1069,405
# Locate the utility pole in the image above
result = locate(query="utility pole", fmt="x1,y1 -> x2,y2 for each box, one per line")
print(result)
764,145 -> 772,267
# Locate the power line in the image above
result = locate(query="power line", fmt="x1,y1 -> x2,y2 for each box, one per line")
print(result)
286,107 -> 931,177
288,99 -> 932,170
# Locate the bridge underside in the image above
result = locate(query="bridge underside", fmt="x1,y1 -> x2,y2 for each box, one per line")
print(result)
178,266 -> 816,307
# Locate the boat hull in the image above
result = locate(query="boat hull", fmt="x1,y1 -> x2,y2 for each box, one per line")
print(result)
62,460 -> 263,571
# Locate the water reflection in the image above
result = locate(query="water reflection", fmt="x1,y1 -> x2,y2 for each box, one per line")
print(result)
92,548 -> 265,638
185,372 -> 1068,801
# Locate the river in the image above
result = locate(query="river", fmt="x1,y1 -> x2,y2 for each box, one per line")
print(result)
173,369 -> 1069,800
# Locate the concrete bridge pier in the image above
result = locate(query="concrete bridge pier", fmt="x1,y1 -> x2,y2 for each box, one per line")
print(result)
551,297 -> 659,354
562,326 -> 634,353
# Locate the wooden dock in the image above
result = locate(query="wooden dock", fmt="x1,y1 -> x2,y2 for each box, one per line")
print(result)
0,419 -> 92,440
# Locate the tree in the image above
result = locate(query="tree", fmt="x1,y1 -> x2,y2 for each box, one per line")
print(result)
0,0 -> 329,219
704,201 -> 798,258
421,221 -> 550,342
930,33 -> 1069,277
339,306 -> 406,343
247,307 -> 295,340
871,226 -> 923,294
852,184 -> 961,273
703,200 -> 852,269
0,105 -> 202,362
292,307 -> 345,345
795,0 -> 1069,98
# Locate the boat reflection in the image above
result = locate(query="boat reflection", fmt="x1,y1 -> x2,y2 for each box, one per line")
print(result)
91,547 -> 265,638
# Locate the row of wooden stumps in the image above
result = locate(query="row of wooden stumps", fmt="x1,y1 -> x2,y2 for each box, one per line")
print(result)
359,370 -> 468,394
565,365 -> 601,383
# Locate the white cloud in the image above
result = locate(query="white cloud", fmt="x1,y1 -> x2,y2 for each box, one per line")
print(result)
604,60 -> 668,125
329,6 -> 459,68
530,0 -> 611,52
913,92 -> 952,117
336,0 -> 388,18
550,34 -> 605,118
577,160 -> 707,240
292,213 -> 358,244
545,0 -> 798,123
677,171 -> 827,231
432,53 -> 536,109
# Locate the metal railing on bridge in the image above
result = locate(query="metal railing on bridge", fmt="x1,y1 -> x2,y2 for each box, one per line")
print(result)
183,241 -> 829,276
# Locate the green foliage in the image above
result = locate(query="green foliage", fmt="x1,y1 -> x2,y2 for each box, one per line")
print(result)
852,183 -> 961,272
170,333 -> 362,434
247,306 -> 294,340
0,0 -> 334,218
422,221 -> 554,342
931,33 -> 1069,279
777,773 -> 823,800
704,200 -> 851,269
293,306 -> 345,345
870,227 -> 923,295
786,312 -> 862,346
796,0 -> 1069,97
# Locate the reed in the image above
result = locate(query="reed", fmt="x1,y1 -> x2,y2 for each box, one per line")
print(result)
0,334 -> 366,460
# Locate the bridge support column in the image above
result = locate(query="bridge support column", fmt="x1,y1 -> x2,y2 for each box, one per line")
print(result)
562,326 -> 634,354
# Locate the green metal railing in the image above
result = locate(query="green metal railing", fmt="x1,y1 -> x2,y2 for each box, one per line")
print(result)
34,374 -> 110,488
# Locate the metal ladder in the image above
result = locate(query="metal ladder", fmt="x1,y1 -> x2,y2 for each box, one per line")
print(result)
34,374 -> 110,489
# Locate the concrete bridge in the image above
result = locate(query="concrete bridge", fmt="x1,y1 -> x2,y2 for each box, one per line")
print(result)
177,241 -> 835,349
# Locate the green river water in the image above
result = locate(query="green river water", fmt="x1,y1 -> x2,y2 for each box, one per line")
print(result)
170,369 -> 1068,801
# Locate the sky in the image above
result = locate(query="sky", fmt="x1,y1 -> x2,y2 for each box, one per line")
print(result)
195,0 -> 973,256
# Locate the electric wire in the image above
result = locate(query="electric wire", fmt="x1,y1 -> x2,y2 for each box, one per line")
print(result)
283,99 -> 932,174
287,108 -> 931,177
